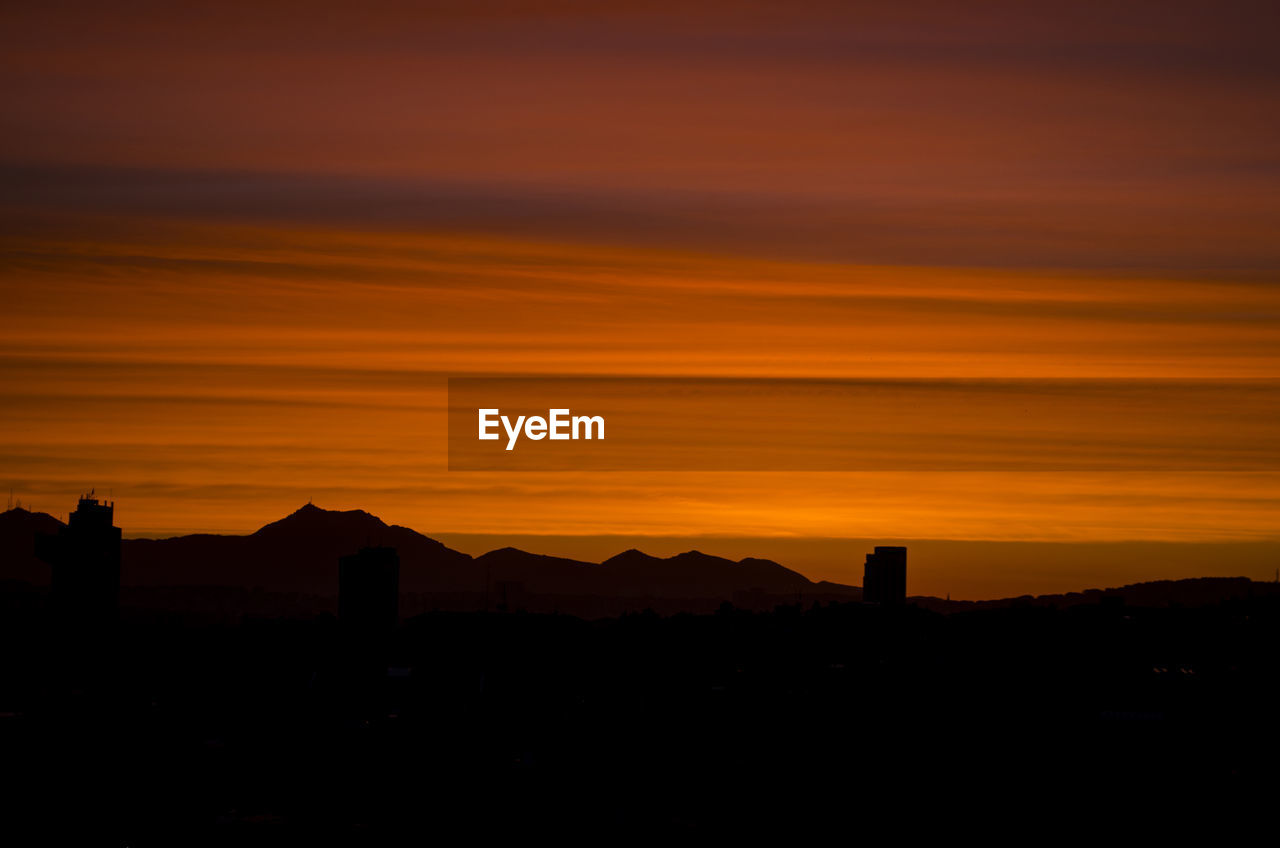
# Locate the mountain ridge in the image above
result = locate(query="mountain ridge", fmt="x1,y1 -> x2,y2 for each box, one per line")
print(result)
0,503 -> 841,604
4,504 -> 1276,614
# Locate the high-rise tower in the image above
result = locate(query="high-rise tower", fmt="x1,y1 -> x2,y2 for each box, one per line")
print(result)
36,493 -> 122,627
863,546 -> 907,606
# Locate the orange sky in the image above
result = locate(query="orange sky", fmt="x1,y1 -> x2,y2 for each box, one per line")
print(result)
2,2 -> 1278,597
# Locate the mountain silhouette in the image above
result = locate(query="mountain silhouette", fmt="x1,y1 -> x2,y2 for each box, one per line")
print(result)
0,507 -> 64,584
599,548 -> 811,597
2,503 -> 1274,617
0,503 -> 850,609
473,547 -> 602,595
916,575 -> 1276,612
125,503 -> 474,595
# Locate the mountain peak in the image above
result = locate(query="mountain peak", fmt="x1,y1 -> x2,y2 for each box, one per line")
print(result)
0,506 -> 64,530
602,548 -> 656,566
253,503 -> 389,537
672,549 -> 716,561
289,502 -> 349,520
479,546 -> 526,557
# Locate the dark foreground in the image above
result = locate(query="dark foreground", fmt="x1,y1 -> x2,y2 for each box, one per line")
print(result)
1,593 -> 1278,843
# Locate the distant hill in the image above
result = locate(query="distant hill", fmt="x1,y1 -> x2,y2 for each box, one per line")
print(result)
0,504 -> 853,613
914,576 -> 1280,613
474,547 -> 603,596
599,549 -> 811,597
126,504 -> 475,595
0,507 -> 64,584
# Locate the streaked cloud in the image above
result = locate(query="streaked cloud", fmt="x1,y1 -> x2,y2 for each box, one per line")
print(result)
2,1 -> 1278,594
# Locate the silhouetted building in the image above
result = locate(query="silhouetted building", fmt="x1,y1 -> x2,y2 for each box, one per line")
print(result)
493,580 -> 528,613
36,492 -> 122,626
863,546 -> 907,606
339,546 -> 400,635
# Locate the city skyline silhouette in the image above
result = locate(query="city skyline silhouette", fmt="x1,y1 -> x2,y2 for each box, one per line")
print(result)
4,496 -> 1278,617
3,0 -> 1279,839
2,494 -> 1278,842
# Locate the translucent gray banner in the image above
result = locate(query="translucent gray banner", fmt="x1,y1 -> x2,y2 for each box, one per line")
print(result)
448,377 -> 1280,471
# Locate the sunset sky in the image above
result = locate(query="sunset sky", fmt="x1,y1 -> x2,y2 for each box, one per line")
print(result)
3,1 -> 1278,597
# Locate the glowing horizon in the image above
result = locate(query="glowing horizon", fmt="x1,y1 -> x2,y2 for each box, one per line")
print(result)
3,1 -> 1279,597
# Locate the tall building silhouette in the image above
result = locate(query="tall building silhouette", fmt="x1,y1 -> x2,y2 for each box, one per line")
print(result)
36,492 -> 122,626
339,546 -> 400,636
863,546 -> 907,606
